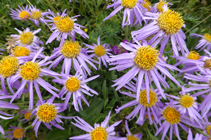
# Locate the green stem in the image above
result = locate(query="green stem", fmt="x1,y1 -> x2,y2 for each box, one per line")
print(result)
192,127 -> 208,137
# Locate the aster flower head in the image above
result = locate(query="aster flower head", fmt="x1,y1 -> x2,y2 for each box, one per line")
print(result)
122,120 -> 142,140
31,96 -> 74,137
48,39 -> 97,76
190,33 -> 211,51
46,12 -> 89,47
18,110 -> 32,123
69,111 -> 122,140
10,47 -> 60,110
84,36 -> 112,69
11,28 -> 43,50
53,69 -> 99,111
29,6 -> 48,26
132,5 -> 188,56
151,0 -> 169,13
10,5 -> 30,21
5,126 -> 25,140
109,41 -> 180,101
104,0 -> 150,27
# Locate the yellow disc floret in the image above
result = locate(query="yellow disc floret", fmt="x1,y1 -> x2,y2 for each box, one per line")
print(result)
12,46 -> 31,57
121,0 -> 137,9
0,56 -> 19,78
60,40 -> 81,58
141,0 -> 151,11
65,77 -> 80,92
20,62 -> 40,81
90,127 -> 108,140
37,103 -> 57,123
187,51 -> 200,60
94,45 -> 106,57
127,135 -> 139,140
206,125 -> 211,135
156,1 -> 168,12
157,10 -> 184,35
163,106 -> 181,124
19,32 -> 34,45
53,15 -> 61,25
13,128 -> 24,139
179,94 -> 194,108
56,16 -> 74,33
139,89 -> 157,107
24,112 -> 31,120
134,45 -> 159,71
31,10 -> 42,20
204,33 -> 211,43
204,59 -> 211,69
19,11 -> 30,20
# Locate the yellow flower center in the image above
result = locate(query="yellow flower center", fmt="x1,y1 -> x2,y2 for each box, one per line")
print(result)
12,46 -> 31,57
24,112 -> 31,120
179,94 -> 194,108
141,0 -> 151,11
127,135 -> 139,140
121,0 -> 137,9
0,56 -> 19,78
204,59 -> 211,69
31,10 -> 42,20
19,32 -> 34,45
206,125 -> 211,135
53,16 -> 61,25
37,103 -> 57,123
163,106 -> 181,124
204,33 -> 211,43
157,10 -> 184,35
20,62 -> 40,81
65,77 -> 80,92
134,45 -> 159,71
56,16 -> 74,33
90,127 -> 108,140
19,11 -> 30,20
139,89 -> 157,107
60,40 -> 81,58
156,1 -> 168,12
187,51 -> 200,60
13,128 -> 24,139
94,45 -> 106,57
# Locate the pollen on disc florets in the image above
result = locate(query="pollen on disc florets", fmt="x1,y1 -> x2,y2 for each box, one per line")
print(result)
19,61 -> 41,81
204,59 -> 211,69
179,94 -> 194,108
37,103 -> 57,123
121,0 -> 137,9
94,45 -> 106,57
13,128 -> 24,139
156,1 -> 168,12
187,51 -> 200,60
204,33 -> 211,43
24,112 -> 31,120
127,135 -> 140,140
0,56 -> 19,78
134,45 -> 159,71
90,127 -> 108,140
56,16 -> 74,33
19,11 -> 30,20
12,46 -> 31,57
19,32 -> 34,45
206,125 -> 211,135
53,15 -> 61,25
60,40 -> 81,58
139,89 -> 157,107
65,77 -> 80,92
141,0 -> 151,11
31,10 -> 42,20
157,10 -> 184,35
162,106 -> 181,124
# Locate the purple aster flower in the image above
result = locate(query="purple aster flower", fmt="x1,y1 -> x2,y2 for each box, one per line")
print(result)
46,12 -> 88,47
48,39 -> 97,76
201,114 -> 211,139
29,6 -> 48,26
69,111 -> 122,140
132,6 -> 188,56
5,126 -> 25,140
111,45 -> 120,55
84,36 -> 112,69
122,120 -> 142,140
103,0 -> 148,28
190,33 -> 211,51
109,41 -> 180,101
18,110 -> 32,123
31,96 -> 74,137
10,47 -> 60,110
151,0 -> 170,13
11,28 -> 43,50
10,5 -> 30,21
53,69 -> 99,111
187,129 -> 203,140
